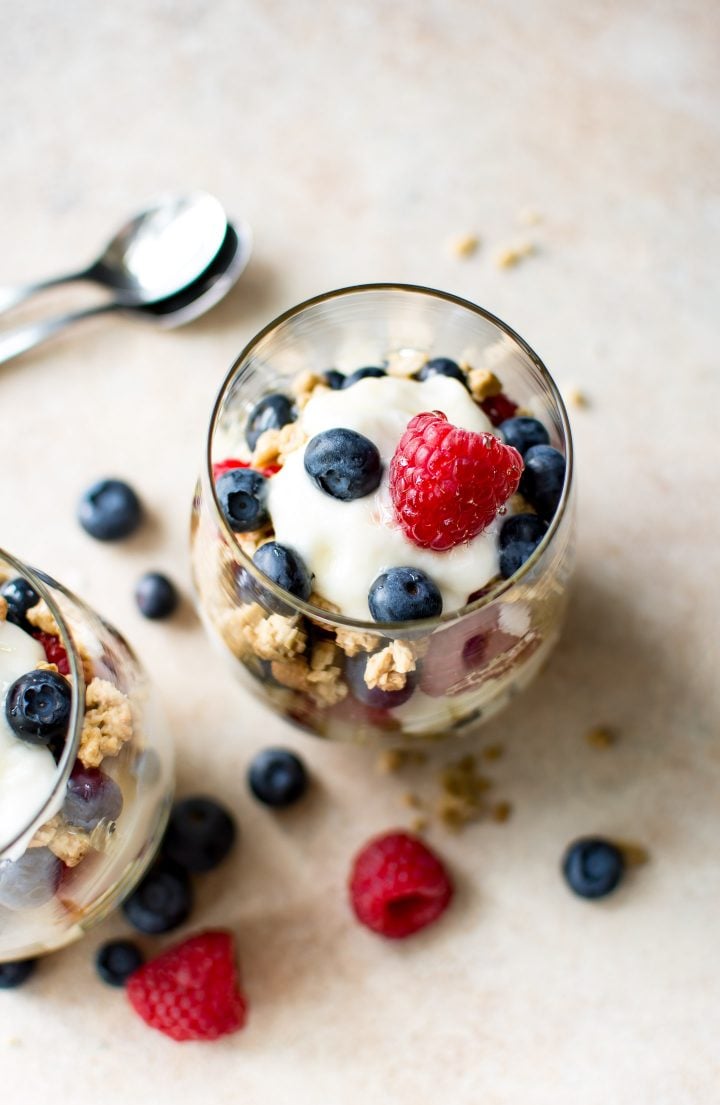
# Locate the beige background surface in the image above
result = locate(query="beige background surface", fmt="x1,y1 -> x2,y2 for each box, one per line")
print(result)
1,1 -> 719,1101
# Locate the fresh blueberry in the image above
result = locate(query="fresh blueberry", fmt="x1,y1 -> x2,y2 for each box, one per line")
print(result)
162,796 -> 237,873
322,369 -> 345,390
216,467 -> 269,532
64,765 -> 123,831
519,445 -> 566,521
562,837 -> 625,899
78,478 -> 142,541
5,670 -> 71,747
414,356 -> 468,389
0,959 -> 37,989
134,571 -> 179,619
1,577 -> 40,631
342,366 -> 386,388
253,542 -> 312,601
499,513 -> 548,549
368,567 -> 443,622
121,859 -> 193,934
95,940 -> 144,987
0,849 -> 62,910
245,393 -> 295,451
345,652 -> 416,709
304,428 -> 382,501
499,542 -> 539,579
499,416 -> 550,456
247,748 -> 308,808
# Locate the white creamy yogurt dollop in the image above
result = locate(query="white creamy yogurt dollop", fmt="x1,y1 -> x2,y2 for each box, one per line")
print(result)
0,620 -> 61,852
267,374 -> 500,620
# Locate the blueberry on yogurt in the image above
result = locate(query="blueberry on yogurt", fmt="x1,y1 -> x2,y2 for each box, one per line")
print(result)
414,356 -> 468,389
368,567 -> 443,622
5,669 -> 72,747
1,577 -> 40,631
304,428 -> 382,501
246,393 -> 295,451
253,542 -> 313,601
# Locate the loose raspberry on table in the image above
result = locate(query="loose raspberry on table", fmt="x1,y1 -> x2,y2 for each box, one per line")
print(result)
480,392 -> 518,426
349,831 -> 453,938
32,630 -> 70,675
126,930 -> 247,1041
212,458 -> 280,481
389,411 -> 524,551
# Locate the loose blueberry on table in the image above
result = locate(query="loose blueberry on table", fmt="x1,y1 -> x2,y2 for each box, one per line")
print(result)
135,571 -> 179,620
78,478 -> 143,541
247,747 -> 308,808
562,836 -> 625,899
95,939 -> 144,987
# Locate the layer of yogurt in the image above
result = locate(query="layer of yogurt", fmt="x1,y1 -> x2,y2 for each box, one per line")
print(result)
266,374 -> 500,620
0,620 -> 61,854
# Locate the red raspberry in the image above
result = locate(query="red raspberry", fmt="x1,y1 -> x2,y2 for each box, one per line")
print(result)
212,458 -> 281,481
32,631 -> 70,675
126,930 -> 247,1041
389,411 -> 524,550
349,831 -> 453,938
480,392 -> 518,426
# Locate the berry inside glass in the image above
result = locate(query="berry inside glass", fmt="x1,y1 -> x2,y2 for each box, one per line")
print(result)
191,284 -> 575,745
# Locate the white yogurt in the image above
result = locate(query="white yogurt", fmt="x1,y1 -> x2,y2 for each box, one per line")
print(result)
0,621 -> 61,853
267,375 -> 500,619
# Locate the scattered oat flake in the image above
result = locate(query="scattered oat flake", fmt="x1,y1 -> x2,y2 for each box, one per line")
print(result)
376,749 -> 405,775
410,815 -> 429,834
565,386 -> 589,409
494,240 -> 535,269
585,726 -> 615,750
450,233 -> 480,258
491,801 -> 512,823
482,743 -> 504,761
617,841 -> 650,867
402,791 -> 423,810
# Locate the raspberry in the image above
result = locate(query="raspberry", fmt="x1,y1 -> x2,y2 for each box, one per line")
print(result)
480,392 -> 518,426
32,631 -> 70,675
126,930 -> 247,1041
349,831 -> 453,938
389,412 -> 524,551
212,458 -> 280,481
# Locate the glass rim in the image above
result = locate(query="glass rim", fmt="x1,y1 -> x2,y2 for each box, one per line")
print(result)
204,282 -> 575,633
0,550 -> 86,859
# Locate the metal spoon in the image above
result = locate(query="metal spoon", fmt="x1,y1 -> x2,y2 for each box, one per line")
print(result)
0,221 -> 252,366
0,192 -> 230,314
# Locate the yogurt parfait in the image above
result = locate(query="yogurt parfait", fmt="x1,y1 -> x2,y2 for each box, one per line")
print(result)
191,285 -> 575,744
0,551 -> 173,963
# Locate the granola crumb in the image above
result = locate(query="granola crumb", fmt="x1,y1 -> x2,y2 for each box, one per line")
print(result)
36,661 -> 59,673
585,725 -> 615,750
218,603 -> 307,662
29,815 -> 92,867
364,640 -> 417,692
26,599 -> 61,637
465,366 -> 503,402
402,791 -> 424,810
251,420 -> 307,468
449,233 -> 480,258
0,596 -> 7,622
618,841 -> 650,867
410,815 -> 429,834
309,592 -> 341,615
565,385 -> 589,409
386,349 -> 429,379
291,370 -> 329,410
270,641 -> 347,706
376,749 -> 405,774
508,492 -> 536,515
482,743 -> 504,761
494,240 -> 535,269
335,627 -> 382,658
436,754 -> 492,830
235,524 -> 274,558
491,800 -> 512,823
79,678 -> 133,768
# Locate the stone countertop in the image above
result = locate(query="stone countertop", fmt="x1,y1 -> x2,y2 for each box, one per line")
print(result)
1,1 -> 719,1101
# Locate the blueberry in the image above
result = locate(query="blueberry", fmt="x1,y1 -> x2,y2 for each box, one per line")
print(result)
323,369 -> 345,390
1,577 -> 40,631
342,366 -> 386,388
499,416 -> 550,456
253,542 -> 312,601
162,796 -> 237,873
499,513 -> 548,549
95,939 -> 144,987
519,445 -> 566,521
216,467 -> 269,532
121,859 -> 193,934
499,542 -> 539,579
562,837 -> 625,899
245,393 -> 295,451
368,567 -> 443,622
134,571 -> 179,619
247,748 -> 308,808
304,428 -> 382,501
0,959 -> 37,988
414,356 -> 468,388
345,652 -> 416,709
78,478 -> 142,541
5,670 -> 71,747
64,765 -> 123,831
0,849 -> 62,910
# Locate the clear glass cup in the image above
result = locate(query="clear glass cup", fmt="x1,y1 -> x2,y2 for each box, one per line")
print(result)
0,551 -> 173,962
190,284 -> 575,745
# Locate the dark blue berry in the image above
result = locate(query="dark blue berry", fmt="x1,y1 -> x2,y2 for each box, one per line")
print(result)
322,369 -> 345,390
121,859 -> 193,934
368,567 -> 443,622
0,959 -> 37,988
64,765 -> 123,831
343,366 -> 386,388
253,542 -> 312,601
562,837 -> 625,899
0,849 -> 62,910
245,393 -> 295,451
134,572 -> 179,619
345,652 -> 416,709
247,748 -> 308,808
304,428 -> 382,501
499,513 -> 547,549
414,357 -> 468,389
5,670 -> 71,746
95,940 -> 144,987
216,467 -> 269,532
519,445 -> 566,521
499,542 -> 538,579
499,417 -> 550,456
162,796 -> 237,873
78,478 -> 142,541
1,577 -> 40,631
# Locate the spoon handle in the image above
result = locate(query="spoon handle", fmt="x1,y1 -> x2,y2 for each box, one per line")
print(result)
0,302 -> 119,366
0,270 -> 92,314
